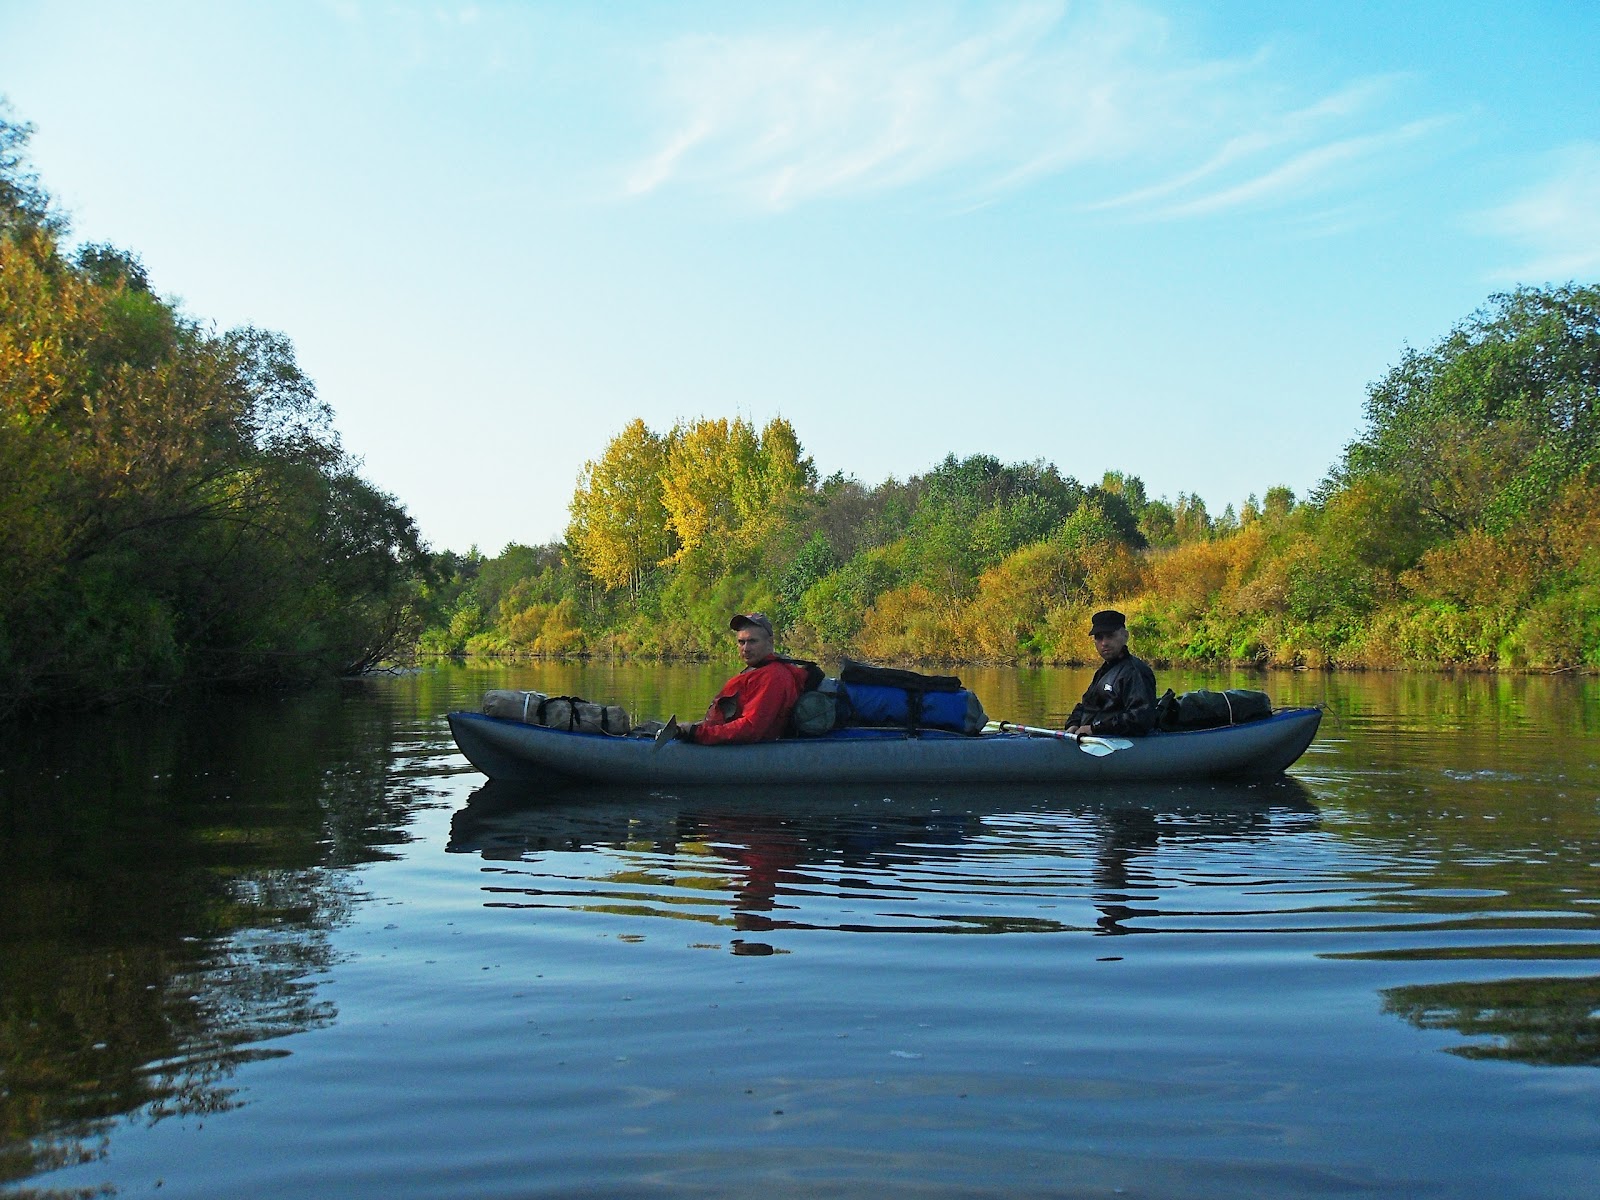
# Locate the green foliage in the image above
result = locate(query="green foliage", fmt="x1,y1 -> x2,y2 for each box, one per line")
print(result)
1339,284 -> 1600,536
897,454 -> 1091,598
1513,586 -> 1600,669
1137,497 -> 1177,546
1057,493 -> 1137,550
1263,485 -> 1296,522
797,542 -> 911,649
416,285 -> 1600,673
1171,493 -> 1213,543
0,112 -> 428,712
775,530 -> 839,629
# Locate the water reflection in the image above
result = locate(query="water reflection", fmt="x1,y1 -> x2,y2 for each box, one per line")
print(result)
0,684 -> 446,1188
447,777 -> 1323,949
6,665 -> 1600,1199
1381,975 -> 1600,1065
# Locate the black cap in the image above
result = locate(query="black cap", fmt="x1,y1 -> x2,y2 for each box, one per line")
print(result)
1089,609 -> 1126,635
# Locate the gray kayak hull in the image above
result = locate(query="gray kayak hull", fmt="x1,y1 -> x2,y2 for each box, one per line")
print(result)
446,707 -> 1322,787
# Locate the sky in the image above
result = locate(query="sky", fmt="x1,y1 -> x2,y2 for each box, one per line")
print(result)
3,1 -> 1598,554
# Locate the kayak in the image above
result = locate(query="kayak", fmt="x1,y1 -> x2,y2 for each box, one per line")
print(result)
446,706 -> 1322,787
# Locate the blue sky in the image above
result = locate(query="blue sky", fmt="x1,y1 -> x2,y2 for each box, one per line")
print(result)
4,1 -> 1598,553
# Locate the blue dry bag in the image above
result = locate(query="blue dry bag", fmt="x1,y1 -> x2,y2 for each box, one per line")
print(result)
836,659 -> 988,735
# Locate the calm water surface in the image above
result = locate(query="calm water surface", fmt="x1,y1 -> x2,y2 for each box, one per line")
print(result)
3,663 -> 1598,1198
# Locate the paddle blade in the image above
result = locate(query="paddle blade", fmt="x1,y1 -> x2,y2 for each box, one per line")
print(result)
654,715 -> 679,748
985,720 -> 1136,752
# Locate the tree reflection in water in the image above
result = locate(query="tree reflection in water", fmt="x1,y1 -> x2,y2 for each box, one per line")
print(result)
0,685 -> 442,1188
1381,976 -> 1600,1066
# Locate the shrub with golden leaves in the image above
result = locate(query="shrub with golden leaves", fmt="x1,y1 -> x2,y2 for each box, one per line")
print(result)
856,584 -> 961,662
1400,529 -> 1547,612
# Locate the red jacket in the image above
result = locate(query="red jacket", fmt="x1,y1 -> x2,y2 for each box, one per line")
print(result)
692,656 -> 807,744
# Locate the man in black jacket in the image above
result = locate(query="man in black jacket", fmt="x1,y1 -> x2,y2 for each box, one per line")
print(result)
1066,609 -> 1157,738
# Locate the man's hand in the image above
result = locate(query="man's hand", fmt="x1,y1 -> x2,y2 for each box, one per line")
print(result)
675,721 -> 699,742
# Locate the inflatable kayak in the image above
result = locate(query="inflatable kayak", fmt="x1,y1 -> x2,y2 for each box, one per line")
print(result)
446,706 -> 1322,787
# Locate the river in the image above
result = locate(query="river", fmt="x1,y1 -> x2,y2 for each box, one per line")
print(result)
3,662 -> 1598,1198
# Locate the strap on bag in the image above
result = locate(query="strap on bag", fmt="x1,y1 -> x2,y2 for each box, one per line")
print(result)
534,695 -> 623,734
535,696 -> 577,731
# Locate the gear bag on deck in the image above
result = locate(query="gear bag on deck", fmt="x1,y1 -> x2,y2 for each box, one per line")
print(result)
1153,688 -> 1271,732
835,659 -> 988,735
789,684 -> 838,737
482,690 -> 631,736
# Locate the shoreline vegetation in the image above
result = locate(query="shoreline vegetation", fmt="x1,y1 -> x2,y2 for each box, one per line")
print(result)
4,103 -> 1597,717
1,107 -> 427,718
418,282 -> 1600,678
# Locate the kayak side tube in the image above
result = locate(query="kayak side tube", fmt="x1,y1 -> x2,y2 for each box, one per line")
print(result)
446,707 -> 1323,787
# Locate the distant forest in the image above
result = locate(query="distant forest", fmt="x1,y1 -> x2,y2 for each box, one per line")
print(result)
4,101 -> 1598,716
421,284 -> 1600,675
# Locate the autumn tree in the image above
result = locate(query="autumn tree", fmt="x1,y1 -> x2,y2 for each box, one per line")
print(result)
567,418 -> 674,598
658,416 -> 814,572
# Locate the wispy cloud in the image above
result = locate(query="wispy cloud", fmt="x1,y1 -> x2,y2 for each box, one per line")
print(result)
626,3 -> 1103,207
1145,116 -> 1450,219
1476,143 -> 1600,280
623,2 -> 1443,220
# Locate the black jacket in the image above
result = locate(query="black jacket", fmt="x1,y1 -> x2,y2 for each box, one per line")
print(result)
1067,652 -> 1157,736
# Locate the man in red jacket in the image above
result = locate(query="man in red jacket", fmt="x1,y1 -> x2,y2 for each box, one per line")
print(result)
675,613 -> 808,745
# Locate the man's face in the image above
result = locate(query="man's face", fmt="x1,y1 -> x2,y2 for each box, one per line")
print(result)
1091,626 -> 1128,663
736,625 -> 774,665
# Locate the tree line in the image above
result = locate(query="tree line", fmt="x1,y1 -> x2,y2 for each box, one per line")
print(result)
1,106 -> 427,715
420,281 -> 1599,673
6,95 -> 1596,718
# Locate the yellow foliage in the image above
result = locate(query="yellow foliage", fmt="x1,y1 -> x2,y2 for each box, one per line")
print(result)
1143,526 -> 1267,619
1514,588 -> 1600,669
1400,529 -> 1546,610
952,536 -> 1149,661
502,602 -> 546,648
567,418 -> 672,595
1361,603 -> 1502,667
1038,603 -> 1101,663
963,541 -> 1082,659
656,417 -> 811,571
501,597 -> 586,654
534,598 -> 586,653
1230,544 -> 1297,618
1085,543 -> 1145,602
1544,479 -> 1600,572
953,544 -> 1107,662
0,228 -> 270,600
659,418 -> 746,564
856,585 -> 961,661
753,417 -> 813,517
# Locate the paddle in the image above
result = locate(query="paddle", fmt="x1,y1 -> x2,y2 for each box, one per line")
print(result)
984,720 -> 1134,757
654,715 -> 680,748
